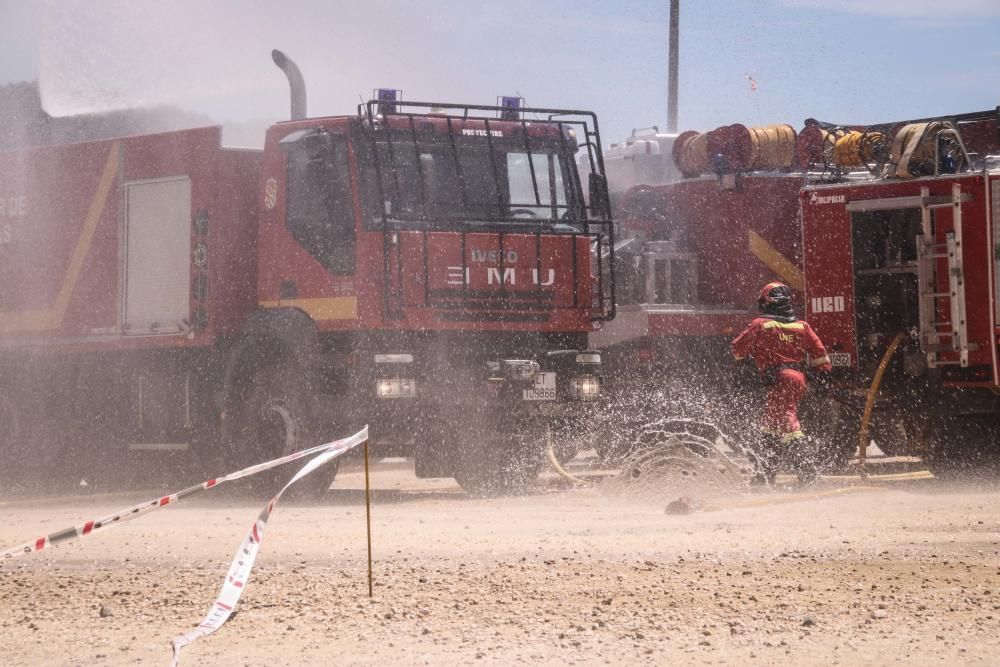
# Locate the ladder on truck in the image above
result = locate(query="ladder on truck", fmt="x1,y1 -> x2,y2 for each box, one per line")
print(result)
915,183 -> 969,367
639,240 -> 698,305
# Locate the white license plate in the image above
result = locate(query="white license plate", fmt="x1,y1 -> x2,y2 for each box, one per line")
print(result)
523,372 -> 557,401
829,352 -> 852,367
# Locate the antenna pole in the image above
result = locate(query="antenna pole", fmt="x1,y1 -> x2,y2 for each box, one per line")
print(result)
667,0 -> 680,133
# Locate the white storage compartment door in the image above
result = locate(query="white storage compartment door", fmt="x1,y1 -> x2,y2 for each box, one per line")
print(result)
124,177 -> 191,335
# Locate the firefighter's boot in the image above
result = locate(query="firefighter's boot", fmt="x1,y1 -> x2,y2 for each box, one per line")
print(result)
788,434 -> 819,485
750,433 -> 781,487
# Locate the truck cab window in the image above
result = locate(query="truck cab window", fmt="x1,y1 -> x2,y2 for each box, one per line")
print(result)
286,134 -> 355,274
359,129 -> 579,228
372,143 -> 501,220
507,152 -> 568,218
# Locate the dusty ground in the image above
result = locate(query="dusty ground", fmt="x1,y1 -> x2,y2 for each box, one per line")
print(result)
1,458 -> 999,666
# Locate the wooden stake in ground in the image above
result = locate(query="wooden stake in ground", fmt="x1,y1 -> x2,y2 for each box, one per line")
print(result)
364,439 -> 374,598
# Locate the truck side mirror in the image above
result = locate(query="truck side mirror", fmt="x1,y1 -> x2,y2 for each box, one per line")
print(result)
278,128 -> 336,162
589,172 -> 611,218
302,130 -> 336,162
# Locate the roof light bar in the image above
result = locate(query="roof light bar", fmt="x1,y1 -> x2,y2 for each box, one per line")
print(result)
374,88 -> 402,115
499,96 -> 523,121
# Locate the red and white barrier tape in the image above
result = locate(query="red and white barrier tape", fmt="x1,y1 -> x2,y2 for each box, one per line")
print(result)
0,426 -> 369,666
1,427 -> 367,560
171,426 -> 368,665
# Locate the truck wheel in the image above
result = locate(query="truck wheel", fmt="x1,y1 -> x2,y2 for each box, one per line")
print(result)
239,365 -> 338,500
799,394 -> 855,472
926,419 -> 1000,479
455,432 -> 542,497
549,418 -> 583,466
864,415 -> 913,458
0,388 -> 22,490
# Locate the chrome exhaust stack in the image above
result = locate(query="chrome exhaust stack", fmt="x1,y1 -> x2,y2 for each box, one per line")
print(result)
271,49 -> 307,120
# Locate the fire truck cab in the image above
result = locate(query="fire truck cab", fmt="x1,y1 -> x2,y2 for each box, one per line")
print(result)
243,95 -> 617,493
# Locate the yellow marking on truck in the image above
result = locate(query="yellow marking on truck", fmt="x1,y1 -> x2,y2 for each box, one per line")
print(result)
259,296 -> 358,320
0,143 -> 121,333
748,230 -> 804,291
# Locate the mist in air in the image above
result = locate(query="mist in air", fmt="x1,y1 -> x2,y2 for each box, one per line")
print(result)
36,0 -> 614,147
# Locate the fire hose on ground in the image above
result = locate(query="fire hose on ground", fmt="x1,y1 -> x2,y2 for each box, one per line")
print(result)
546,427 -> 592,486
857,332 -> 906,479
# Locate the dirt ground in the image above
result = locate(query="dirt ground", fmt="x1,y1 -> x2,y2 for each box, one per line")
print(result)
2,457 -> 999,666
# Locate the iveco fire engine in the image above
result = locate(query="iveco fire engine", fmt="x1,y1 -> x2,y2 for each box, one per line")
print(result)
0,51 -> 615,496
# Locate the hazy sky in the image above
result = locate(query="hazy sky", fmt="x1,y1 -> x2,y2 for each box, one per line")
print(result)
1,0 -> 999,143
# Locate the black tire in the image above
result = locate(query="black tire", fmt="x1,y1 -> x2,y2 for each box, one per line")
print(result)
0,389 -> 58,495
235,364 -> 338,500
0,388 -> 22,493
864,414 -> 912,457
926,418 -> 1000,479
455,431 -> 543,497
799,392 -> 856,472
549,418 -> 584,466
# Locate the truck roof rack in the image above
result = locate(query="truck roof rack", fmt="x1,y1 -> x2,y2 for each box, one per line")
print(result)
804,106 -> 1000,134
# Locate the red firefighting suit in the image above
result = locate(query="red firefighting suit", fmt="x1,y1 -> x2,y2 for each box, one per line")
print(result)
731,317 -> 832,441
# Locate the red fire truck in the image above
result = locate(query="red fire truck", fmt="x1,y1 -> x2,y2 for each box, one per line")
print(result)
0,52 -> 615,496
597,109 -> 1000,471
799,111 -> 1000,469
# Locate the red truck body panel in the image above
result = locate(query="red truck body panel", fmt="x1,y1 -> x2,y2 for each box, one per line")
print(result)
656,176 -> 804,310
0,127 -> 261,351
595,175 -> 804,348
801,172 -> 998,383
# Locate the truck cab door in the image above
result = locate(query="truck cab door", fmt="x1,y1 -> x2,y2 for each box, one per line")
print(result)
282,130 -> 356,278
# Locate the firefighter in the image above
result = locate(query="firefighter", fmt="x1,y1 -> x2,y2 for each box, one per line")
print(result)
732,282 -> 832,484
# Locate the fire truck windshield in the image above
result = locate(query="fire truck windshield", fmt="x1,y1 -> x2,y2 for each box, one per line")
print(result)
358,130 -> 583,229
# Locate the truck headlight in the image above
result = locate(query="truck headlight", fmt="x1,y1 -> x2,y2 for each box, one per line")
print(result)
569,375 -> 600,400
376,378 -> 416,399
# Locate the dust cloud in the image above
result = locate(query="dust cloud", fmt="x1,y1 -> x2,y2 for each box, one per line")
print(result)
2,456 -> 1000,665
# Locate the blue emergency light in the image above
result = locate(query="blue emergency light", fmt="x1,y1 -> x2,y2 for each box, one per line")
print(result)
375,88 -> 401,115
499,96 -> 523,120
